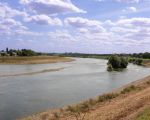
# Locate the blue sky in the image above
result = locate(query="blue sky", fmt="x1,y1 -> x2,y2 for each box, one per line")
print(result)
0,0 -> 150,53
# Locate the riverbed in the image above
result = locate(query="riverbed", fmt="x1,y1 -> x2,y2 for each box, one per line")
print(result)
0,58 -> 150,120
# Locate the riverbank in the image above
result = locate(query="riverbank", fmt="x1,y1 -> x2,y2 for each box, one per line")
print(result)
143,60 -> 150,67
19,75 -> 150,120
0,56 -> 74,64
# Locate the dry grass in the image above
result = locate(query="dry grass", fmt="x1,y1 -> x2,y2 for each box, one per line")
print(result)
0,56 -> 74,64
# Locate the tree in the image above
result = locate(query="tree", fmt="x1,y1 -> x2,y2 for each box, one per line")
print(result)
107,55 -> 128,71
107,55 -> 121,69
120,57 -> 128,68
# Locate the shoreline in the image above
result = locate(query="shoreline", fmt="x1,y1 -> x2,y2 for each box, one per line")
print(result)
0,56 -> 74,65
19,74 -> 150,120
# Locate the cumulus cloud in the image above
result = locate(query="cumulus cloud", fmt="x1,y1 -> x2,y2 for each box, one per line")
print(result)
0,18 -> 27,30
24,14 -> 62,26
116,0 -> 140,3
65,17 -> 102,27
116,18 -> 150,27
64,17 -> 105,33
0,2 -> 27,19
123,7 -> 137,13
20,0 -> 86,15
65,17 -> 105,33
108,17 -> 150,43
95,0 -> 148,3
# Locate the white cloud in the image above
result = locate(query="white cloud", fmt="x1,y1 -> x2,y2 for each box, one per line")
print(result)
95,0 -> 148,3
24,14 -> 62,26
123,7 -> 137,13
15,29 -> 44,36
64,17 -> 105,33
65,17 -> 102,27
116,18 -> 150,27
20,0 -> 86,15
116,0 -> 140,3
0,18 -> 28,31
0,2 -> 27,19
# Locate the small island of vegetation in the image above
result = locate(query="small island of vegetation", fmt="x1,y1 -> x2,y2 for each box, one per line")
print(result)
107,55 -> 128,71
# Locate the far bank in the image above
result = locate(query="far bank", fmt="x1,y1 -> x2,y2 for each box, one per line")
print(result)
0,56 -> 74,64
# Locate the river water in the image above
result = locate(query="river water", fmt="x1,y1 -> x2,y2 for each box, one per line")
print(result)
0,58 -> 150,120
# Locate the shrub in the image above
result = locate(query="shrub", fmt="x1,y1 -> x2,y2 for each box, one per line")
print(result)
66,103 -> 89,120
87,98 -> 96,106
129,58 -> 143,65
107,55 -> 128,71
107,64 -> 113,71
97,93 -> 119,102
121,85 -> 137,94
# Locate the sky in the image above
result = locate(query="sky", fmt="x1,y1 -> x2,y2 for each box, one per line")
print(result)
0,0 -> 150,53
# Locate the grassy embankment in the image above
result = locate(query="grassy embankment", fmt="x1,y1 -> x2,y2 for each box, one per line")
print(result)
0,56 -> 74,64
20,75 -> 150,120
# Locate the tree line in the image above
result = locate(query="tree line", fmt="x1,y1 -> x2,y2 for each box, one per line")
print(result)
0,48 -> 40,56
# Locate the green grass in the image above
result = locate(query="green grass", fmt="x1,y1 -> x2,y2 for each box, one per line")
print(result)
136,108 -> 150,120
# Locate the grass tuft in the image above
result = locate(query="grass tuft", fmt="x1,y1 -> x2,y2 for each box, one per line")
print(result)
136,107 -> 150,120
97,93 -> 119,102
121,85 -> 138,94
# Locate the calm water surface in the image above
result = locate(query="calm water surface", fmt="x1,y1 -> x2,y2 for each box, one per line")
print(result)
0,58 -> 150,120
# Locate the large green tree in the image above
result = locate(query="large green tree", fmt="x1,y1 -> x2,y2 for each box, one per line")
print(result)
107,55 -> 128,71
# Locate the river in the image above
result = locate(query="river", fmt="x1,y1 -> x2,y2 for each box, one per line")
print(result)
0,58 -> 150,120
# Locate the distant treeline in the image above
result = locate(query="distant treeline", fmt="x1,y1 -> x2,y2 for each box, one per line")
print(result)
1,48 -> 150,59
129,52 -> 150,59
52,53 -> 110,59
50,52 -> 150,59
0,48 -> 45,56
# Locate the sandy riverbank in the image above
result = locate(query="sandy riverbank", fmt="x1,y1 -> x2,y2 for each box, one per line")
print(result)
19,74 -> 150,120
0,67 -> 65,77
0,56 -> 74,64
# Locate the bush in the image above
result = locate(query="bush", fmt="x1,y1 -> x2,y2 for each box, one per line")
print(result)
97,93 -> 119,102
66,103 -> 89,120
107,55 -> 128,71
129,58 -> 143,65
107,64 -> 113,71
121,85 -> 137,94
